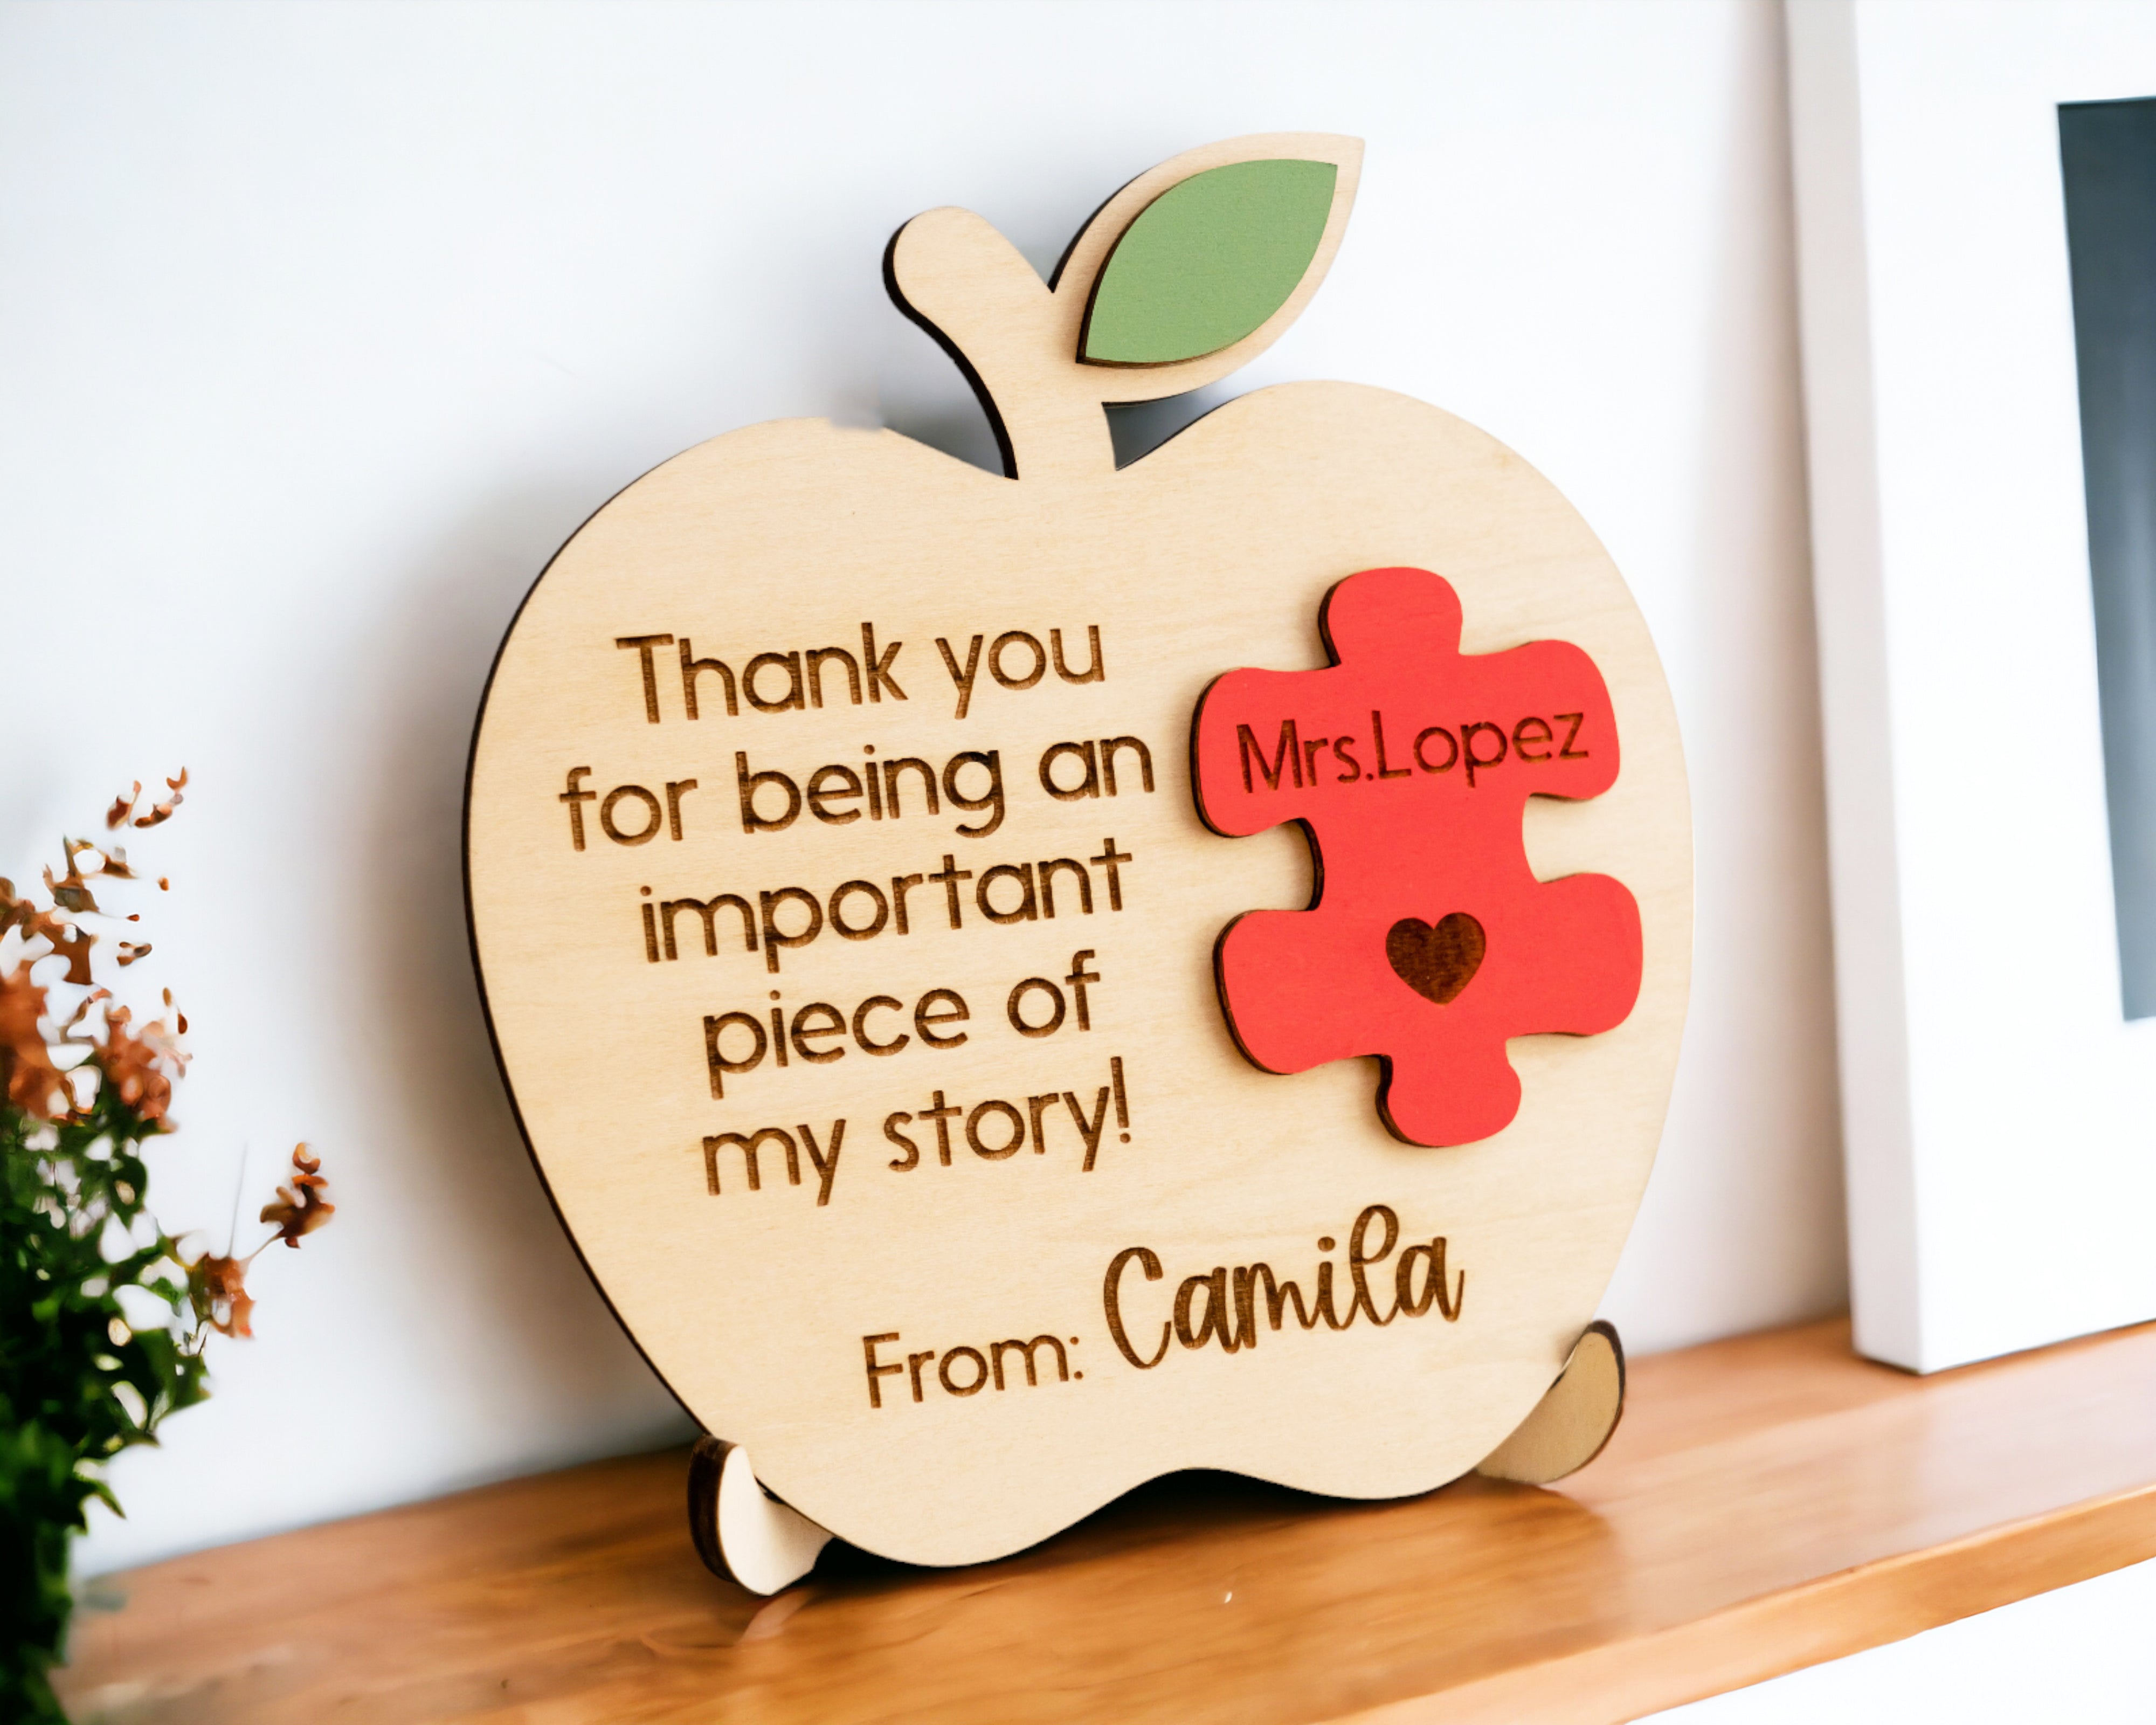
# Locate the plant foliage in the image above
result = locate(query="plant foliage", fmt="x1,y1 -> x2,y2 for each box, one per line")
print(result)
0,776 -> 332,1720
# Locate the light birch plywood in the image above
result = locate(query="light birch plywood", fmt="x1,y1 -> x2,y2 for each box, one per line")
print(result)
888,131 -> 1360,479
464,135 -> 1691,1567
688,1437 -> 832,1596
697,1322 -> 1622,1593
1476,1321 -> 1625,1485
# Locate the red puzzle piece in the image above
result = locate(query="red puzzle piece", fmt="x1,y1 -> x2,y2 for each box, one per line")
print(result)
1192,567 -> 1642,1147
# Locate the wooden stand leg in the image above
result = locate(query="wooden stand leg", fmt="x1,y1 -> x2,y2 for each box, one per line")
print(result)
688,1325 -> 1623,1591
1473,1321 -> 1627,1485
687,1436 -> 834,1595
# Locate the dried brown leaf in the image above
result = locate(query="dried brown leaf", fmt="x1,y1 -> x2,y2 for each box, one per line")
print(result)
106,782 -> 142,830
43,862 -> 98,917
260,1143 -> 335,1247
57,989 -> 110,1043
133,768 -> 187,829
188,1251 -> 255,1338
94,1004 -> 187,1123
0,961 -> 66,1118
4,872 -> 96,987
41,917 -> 96,987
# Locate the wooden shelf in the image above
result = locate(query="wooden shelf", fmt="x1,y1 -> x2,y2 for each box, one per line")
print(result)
58,1317 -> 2156,1724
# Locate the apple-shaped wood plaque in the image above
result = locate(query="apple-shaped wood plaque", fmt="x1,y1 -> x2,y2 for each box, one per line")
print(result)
466,135 -> 1690,1588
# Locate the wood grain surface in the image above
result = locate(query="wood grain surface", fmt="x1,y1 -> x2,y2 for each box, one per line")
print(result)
462,380 -> 1694,1564
462,128 -> 1691,1567
57,1316 -> 2156,1724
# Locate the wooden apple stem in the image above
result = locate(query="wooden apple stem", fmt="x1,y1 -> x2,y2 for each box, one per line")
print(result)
884,207 -> 1116,483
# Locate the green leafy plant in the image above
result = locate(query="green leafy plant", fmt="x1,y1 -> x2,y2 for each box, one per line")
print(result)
1,776 -> 333,1721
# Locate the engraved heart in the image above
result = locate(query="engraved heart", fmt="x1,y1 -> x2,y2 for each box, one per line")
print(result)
1386,913 -> 1487,1005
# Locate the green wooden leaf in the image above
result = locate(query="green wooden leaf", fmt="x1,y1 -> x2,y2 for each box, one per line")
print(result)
1082,158 -> 1337,365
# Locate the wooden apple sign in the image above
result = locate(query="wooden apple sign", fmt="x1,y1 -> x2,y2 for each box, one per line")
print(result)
466,134 -> 1691,1593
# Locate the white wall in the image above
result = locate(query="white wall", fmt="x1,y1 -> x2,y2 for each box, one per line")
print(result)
0,0 -> 1841,1576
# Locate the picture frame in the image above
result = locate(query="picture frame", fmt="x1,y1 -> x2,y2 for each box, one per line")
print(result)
1788,0 -> 2156,1371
